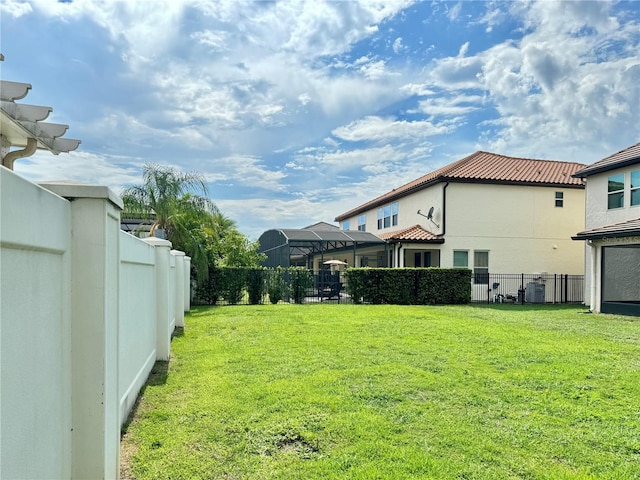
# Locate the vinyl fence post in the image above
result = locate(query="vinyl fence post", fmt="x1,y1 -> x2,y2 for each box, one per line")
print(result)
144,237 -> 173,361
42,183 -> 123,480
171,250 -> 185,327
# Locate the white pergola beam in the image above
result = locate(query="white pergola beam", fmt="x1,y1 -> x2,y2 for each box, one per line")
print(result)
1,101 -> 52,122
1,54 -> 82,166
0,80 -> 32,101
51,137 -> 81,153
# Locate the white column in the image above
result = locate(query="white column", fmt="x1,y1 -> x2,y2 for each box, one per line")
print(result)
41,183 -> 123,480
171,250 -> 185,328
590,242 -> 601,313
143,237 -> 173,361
183,256 -> 191,312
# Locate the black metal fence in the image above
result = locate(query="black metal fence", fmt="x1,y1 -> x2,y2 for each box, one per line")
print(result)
193,269 -> 584,306
473,273 -> 584,304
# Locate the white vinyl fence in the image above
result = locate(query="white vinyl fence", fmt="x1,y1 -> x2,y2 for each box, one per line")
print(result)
0,167 -> 190,479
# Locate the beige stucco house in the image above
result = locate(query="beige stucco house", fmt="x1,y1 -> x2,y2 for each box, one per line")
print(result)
572,142 -> 640,316
334,151 -> 587,286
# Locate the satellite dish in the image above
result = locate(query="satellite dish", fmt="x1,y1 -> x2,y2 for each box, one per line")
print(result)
427,206 -> 434,219
417,206 -> 440,228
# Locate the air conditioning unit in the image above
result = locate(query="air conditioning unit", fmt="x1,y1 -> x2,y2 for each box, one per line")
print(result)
525,282 -> 545,303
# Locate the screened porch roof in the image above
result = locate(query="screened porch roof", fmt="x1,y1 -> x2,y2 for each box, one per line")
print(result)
258,228 -> 387,268
276,228 -> 386,244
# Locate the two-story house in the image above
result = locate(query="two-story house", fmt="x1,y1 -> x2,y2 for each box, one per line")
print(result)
572,142 -> 640,316
334,151 -> 587,298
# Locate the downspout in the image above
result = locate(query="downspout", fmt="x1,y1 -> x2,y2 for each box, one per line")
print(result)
2,137 -> 37,170
441,181 -> 449,235
396,242 -> 403,268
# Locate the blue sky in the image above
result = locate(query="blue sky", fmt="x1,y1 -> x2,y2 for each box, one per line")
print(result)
2,0 -> 639,238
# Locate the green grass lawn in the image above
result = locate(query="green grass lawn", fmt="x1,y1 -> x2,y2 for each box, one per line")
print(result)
120,304 -> 640,479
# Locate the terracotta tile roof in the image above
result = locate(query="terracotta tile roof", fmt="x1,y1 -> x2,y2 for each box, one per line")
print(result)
377,224 -> 444,243
573,142 -> 640,178
573,217 -> 640,240
336,151 -> 586,221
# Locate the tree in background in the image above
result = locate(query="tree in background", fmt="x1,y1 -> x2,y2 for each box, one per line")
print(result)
121,163 -> 208,239
122,163 -> 264,283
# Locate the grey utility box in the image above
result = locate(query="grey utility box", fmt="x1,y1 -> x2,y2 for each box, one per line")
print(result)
525,282 -> 545,303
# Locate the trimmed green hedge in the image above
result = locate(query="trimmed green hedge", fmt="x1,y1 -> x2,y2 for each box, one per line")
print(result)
195,267 -> 471,306
345,268 -> 472,305
195,267 -> 266,305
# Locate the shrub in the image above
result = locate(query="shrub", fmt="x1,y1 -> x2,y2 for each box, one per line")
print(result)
220,267 -> 247,305
247,268 -> 266,305
267,267 -> 287,304
346,268 -> 471,305
289,267 -> 313,304
194,267 -> 223,305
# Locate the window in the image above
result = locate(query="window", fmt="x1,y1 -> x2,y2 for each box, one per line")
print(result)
342,220 -> 350,230
632,170 -> 640,207
453,250 -> 468,268
377,202 -> 398,229
555,191 -> 564,207
473,251 -> 489,284
608,173 -> 624,209
383,205 -> 391,228
357,214 -> 366,231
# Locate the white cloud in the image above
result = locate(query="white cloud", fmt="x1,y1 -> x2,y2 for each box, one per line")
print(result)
0,0 -> 32,17
359,60 -> 389,80
392,37 -> 405,54
417,94 -> 483,117
191,30 -> 229,52
13,150 -> 141,191
332,116 -> 453,142
428,0 -> 640,159
205,155 -> 287,192
458,41 -> 470,58
298,93 -> 311,106
401,83 -> 436,97
429,55 -> 484,89
216,196 -> 330,238
447,2 -> 462,21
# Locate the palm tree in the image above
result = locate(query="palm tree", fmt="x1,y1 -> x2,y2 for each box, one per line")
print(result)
121,163 -> 208,238
121,163 -> 213,281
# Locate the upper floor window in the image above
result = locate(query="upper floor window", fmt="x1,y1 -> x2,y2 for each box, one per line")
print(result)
555,191 -> 564,207
608,173 -> 624,209
357,214 -> 366,231
342,220 -> 350,230
631,170 -> 640,207
377,202 -> 398,229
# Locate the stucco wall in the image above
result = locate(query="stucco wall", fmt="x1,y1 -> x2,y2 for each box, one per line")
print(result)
584,165 -> 640,230
341,181 -> 585,274
581,165 -> 640,309
440,183 -> 584,273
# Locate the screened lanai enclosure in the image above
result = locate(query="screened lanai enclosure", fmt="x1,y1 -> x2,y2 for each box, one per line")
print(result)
258,228 -> 388,269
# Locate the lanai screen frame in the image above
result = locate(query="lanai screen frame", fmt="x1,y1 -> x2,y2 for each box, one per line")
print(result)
258,229 -> 388,268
